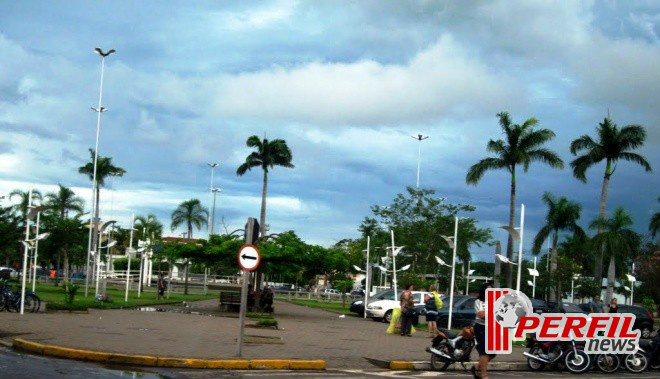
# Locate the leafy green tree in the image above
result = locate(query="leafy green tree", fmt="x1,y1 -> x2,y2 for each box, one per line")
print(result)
236,135 -> 294,238
650,197 -> 660,239
532,192 -> 585,301
466,112 -> 564,288
135,213 -> 163,240
590,207 -> 640,302
9,189 -> 42,221
570,118 -> 651,284
171,199 -> 208,239
0,205 -> 21,267
40,215 -> 88,282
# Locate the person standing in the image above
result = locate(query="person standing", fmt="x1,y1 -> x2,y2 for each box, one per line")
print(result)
424,285 -> 443,337
589,295 -> 604,313
608,298 -> 619,313
399,284 -> 415,337
157,273 -> 166,299
472,282 -> 494,379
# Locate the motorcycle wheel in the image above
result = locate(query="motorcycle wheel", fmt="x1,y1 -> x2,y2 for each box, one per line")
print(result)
596,354 -> 620,373
624,352 -> 648,373
429,342 -> 452,371
526,345 -> 546,371
564,349 -> 590,374
0,293 -> 6,312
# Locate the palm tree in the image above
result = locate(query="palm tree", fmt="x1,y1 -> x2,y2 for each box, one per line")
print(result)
236,135 -> 294,238
171,199 -> 208,295
649,197 -> 660,239
466,112 -> 564,287
135,213 -> 163,240
78,148 -> 126,258
9,189 -> 42,220
532,192 -> 585,301
44,184 -> 85,284
45,184 -> 84,219
570,118 -> 651,288
590,207 -> 640,302
170,199 -> 208,239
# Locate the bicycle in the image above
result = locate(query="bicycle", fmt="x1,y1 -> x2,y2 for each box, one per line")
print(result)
0,279 -> 40,313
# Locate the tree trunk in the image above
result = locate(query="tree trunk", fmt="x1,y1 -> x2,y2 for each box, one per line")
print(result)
505,167 -> 516,288
605,254 -> 616,303
63,248 -> 69,284
254,170 -> 269,295
549,232 -> 558,302
596,160 -> 611,299
184,259 -> 189,295
55,252 -> 61,286
493,241 -> 501,288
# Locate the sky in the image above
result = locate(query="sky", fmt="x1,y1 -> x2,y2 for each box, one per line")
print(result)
1,1 -> 659,261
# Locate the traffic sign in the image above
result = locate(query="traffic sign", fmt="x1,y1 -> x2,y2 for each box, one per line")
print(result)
238,244 -> 260,271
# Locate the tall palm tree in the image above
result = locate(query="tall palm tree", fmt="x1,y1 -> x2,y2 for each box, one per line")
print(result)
590,207 -> 640,302
78,148 -> 126,259
532,192 -> 585,301
135,213 -> 163,240
236,135 -> 294,238
170,199 -> 208,239
44,184 -> 85,284
170,199 -> 207,295
570,118 -> 651,288
649,197 -> 660,239
466,112 -> 564,287
9,189 -> 42,220
45,184 -> 85,219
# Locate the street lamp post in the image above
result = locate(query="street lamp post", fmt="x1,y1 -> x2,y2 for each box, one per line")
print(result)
30,211 -> 41,292
626,270 -> 636,305
571,274 -> 581,303
411,134 -> 429,188
85,47 -> 115,298
125,214 -> 135,302
527,257 -> 539,298
465,262 -> 475,295
499,203 -> 525,293
20,190 -> 34,315
440,217 -> 459,330
389,230 -> 402,302
210,188 -> 222,236
207,162 -> 218,238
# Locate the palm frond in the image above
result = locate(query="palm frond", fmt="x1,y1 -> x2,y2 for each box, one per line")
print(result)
617,152 -> 652,172
465,158 -> 508,185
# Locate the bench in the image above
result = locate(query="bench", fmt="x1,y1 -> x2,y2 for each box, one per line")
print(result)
219,291 -> 241,312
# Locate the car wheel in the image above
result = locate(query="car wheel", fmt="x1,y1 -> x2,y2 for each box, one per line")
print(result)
384,310 -> 393,323
641,326 -> 652,339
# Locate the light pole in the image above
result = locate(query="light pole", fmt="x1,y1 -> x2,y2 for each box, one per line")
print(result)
389,230 -> 404,302
30,211 -> 41,292
440,217 -> 459,330
207,162 -> 219,238
465,262 -> 475,295
210,187 -> 222,236
499,203 -> 525,292
352,236 -> 371,319
626,271 -> 636,305
527,257 -> 539,298
571,274 -> 581,303
20,195 -> 45,315
411,134 -> 429,188
85,47 -> 115,298
125,214 -> 135,302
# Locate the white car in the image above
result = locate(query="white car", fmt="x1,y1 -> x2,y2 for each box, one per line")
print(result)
365,290 -> 430,323
321,288 -> 341,297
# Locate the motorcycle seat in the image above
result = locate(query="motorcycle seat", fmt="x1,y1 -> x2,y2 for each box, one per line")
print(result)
438,328 -> 457,339
639,339 -> 654,348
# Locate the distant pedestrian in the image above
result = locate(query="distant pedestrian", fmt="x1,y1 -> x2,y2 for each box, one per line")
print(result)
608,298 -> 618,313
424,285 -> 443,338
589,295 -> 604,313
157,273 -> 166,299
261,286 -> 274,313
399,284 -> 415,337
471,282 -> 494,379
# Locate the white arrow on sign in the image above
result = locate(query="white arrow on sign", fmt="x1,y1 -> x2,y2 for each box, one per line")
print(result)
238,244 -> 261,272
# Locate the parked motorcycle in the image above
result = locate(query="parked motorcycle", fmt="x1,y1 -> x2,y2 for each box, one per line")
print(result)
524,334 -> 591,374
426,326 -> 475,371
594,353 -> 620,373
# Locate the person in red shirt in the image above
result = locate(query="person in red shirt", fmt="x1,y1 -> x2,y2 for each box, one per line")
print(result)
399,284 -> 415,337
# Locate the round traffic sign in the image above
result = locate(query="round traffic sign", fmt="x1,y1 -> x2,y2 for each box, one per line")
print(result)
238,244 -> 261,271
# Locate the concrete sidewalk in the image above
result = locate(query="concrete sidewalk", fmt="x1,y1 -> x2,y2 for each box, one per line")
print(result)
0,299 -> 527,369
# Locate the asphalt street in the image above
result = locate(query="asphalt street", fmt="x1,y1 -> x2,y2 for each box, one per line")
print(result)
2,347 -> 660,379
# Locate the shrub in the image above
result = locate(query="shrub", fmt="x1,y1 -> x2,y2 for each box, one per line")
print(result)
62,283 -> 79,304
257,318 -> 278,328
642,297 -> 657,313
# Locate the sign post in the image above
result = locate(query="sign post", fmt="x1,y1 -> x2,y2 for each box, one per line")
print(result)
236,218 -> 260,357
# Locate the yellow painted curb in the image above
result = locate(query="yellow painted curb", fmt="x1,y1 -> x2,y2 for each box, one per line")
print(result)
249,359 -> 290,369
11,338 -> 325,370
13,338 -> 45,354
389,360 -> 414,370
206,360 -> 251,369
289,360 -> 326,370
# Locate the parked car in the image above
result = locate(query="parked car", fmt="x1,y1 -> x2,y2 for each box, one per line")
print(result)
435,295 -> 472,327
350,289 -> 392,317
531,298 -> 551,314
0,268 -> 13,280
321,288 -> 341,298
615,305 -> 655,339
365,290 -> 429,323
551,302 -> 587,314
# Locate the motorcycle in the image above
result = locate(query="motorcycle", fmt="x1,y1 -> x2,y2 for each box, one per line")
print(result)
623,332 -> 660,373
426,326 -> 476,371
524,334 -> 591,374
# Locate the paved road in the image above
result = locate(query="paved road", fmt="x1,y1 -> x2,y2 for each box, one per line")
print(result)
2,347 -> 660,379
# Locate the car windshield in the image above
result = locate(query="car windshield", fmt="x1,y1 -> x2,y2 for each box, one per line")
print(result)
370,290 -> 394,301
562,303 -> 583,313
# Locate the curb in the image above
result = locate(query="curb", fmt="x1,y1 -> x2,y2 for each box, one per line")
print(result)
12,338 -> 325,370
364,357 -> 527,371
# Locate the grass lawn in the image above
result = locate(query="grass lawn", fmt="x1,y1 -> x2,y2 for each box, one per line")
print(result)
9,281 -> 218,311
285,298 -> 353,315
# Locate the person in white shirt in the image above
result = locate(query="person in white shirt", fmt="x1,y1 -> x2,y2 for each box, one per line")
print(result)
471,282 -> 494,379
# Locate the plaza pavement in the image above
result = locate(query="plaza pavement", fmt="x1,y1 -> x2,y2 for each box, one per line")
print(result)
0,299 -> 525,369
